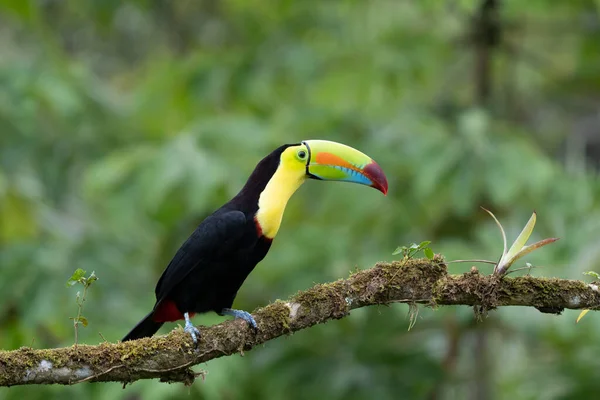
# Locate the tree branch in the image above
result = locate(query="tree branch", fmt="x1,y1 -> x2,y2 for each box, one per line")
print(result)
1,256 -> 599,387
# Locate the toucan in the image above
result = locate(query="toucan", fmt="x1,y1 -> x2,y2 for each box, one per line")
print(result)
122,140 -> 388,342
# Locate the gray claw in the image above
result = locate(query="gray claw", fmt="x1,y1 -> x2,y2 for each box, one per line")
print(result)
221,308 -> 258,330
183,312 -> 200,344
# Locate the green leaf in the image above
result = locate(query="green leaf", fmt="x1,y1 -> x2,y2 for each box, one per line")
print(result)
66,269 -> 86,287
392,246 -> 405,256
501,212 -> 537,267
85,271 -> 98,287
503,238 -> 559,270
78,316 -> 88,327
418,241 -> 431,249
584,271 -> 600,280
424,247 -> 434,260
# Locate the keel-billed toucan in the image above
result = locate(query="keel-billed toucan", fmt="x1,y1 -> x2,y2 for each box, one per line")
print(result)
122,140 -> 388,342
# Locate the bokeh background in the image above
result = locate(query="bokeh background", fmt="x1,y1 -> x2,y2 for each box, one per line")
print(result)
1,0 -> 600,399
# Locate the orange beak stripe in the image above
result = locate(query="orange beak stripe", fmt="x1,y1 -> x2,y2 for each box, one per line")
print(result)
314,152 -> 364,174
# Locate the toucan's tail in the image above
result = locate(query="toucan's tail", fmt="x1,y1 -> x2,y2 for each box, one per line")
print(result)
122,311 -> 163,341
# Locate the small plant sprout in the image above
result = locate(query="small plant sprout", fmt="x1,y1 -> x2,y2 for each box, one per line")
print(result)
390,241 -> 434,330
393,241 -> 435,261
482,208 -> 559,276
583,271 -> 600,280
407,303 -> 419,331
575,271 -> 600,323
66,268 -> 98,345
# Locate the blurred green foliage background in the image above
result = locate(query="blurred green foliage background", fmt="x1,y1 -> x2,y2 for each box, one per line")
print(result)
1,0 -> 600,399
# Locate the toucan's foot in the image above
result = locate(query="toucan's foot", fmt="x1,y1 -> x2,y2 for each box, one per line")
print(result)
220,308 -> 258,331
183,312 -> 200,344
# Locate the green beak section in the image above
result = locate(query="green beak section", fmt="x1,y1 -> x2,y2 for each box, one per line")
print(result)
303,140 -> 388,195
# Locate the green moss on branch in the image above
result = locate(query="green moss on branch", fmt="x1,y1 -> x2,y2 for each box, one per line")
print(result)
0,256 -> 598,387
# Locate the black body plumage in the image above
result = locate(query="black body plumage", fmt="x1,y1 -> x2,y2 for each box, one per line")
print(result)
122,144 -> 294,341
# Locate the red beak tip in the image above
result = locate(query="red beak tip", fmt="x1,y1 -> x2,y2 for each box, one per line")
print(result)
364,162 -> 388,196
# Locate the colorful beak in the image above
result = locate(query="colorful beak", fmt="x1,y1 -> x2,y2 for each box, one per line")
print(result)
303,140 -> 388,195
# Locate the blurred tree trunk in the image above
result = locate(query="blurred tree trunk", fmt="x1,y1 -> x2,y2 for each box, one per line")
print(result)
471,2 -> 502,398
473,0 -> 501,106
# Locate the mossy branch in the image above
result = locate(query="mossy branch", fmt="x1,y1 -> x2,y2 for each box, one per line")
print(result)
1,256 -> 599,387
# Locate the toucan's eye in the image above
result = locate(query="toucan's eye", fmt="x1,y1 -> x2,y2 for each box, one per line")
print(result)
297,150 -> 307,160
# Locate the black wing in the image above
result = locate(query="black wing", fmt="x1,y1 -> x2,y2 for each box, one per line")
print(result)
153,210 -> 248,304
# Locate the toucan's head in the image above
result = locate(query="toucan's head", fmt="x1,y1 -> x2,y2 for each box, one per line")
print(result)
276,140 -> 388,194
250,140 -> 388,238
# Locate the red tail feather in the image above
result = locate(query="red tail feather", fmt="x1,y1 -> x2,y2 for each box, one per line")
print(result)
153,300 -> 195,322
